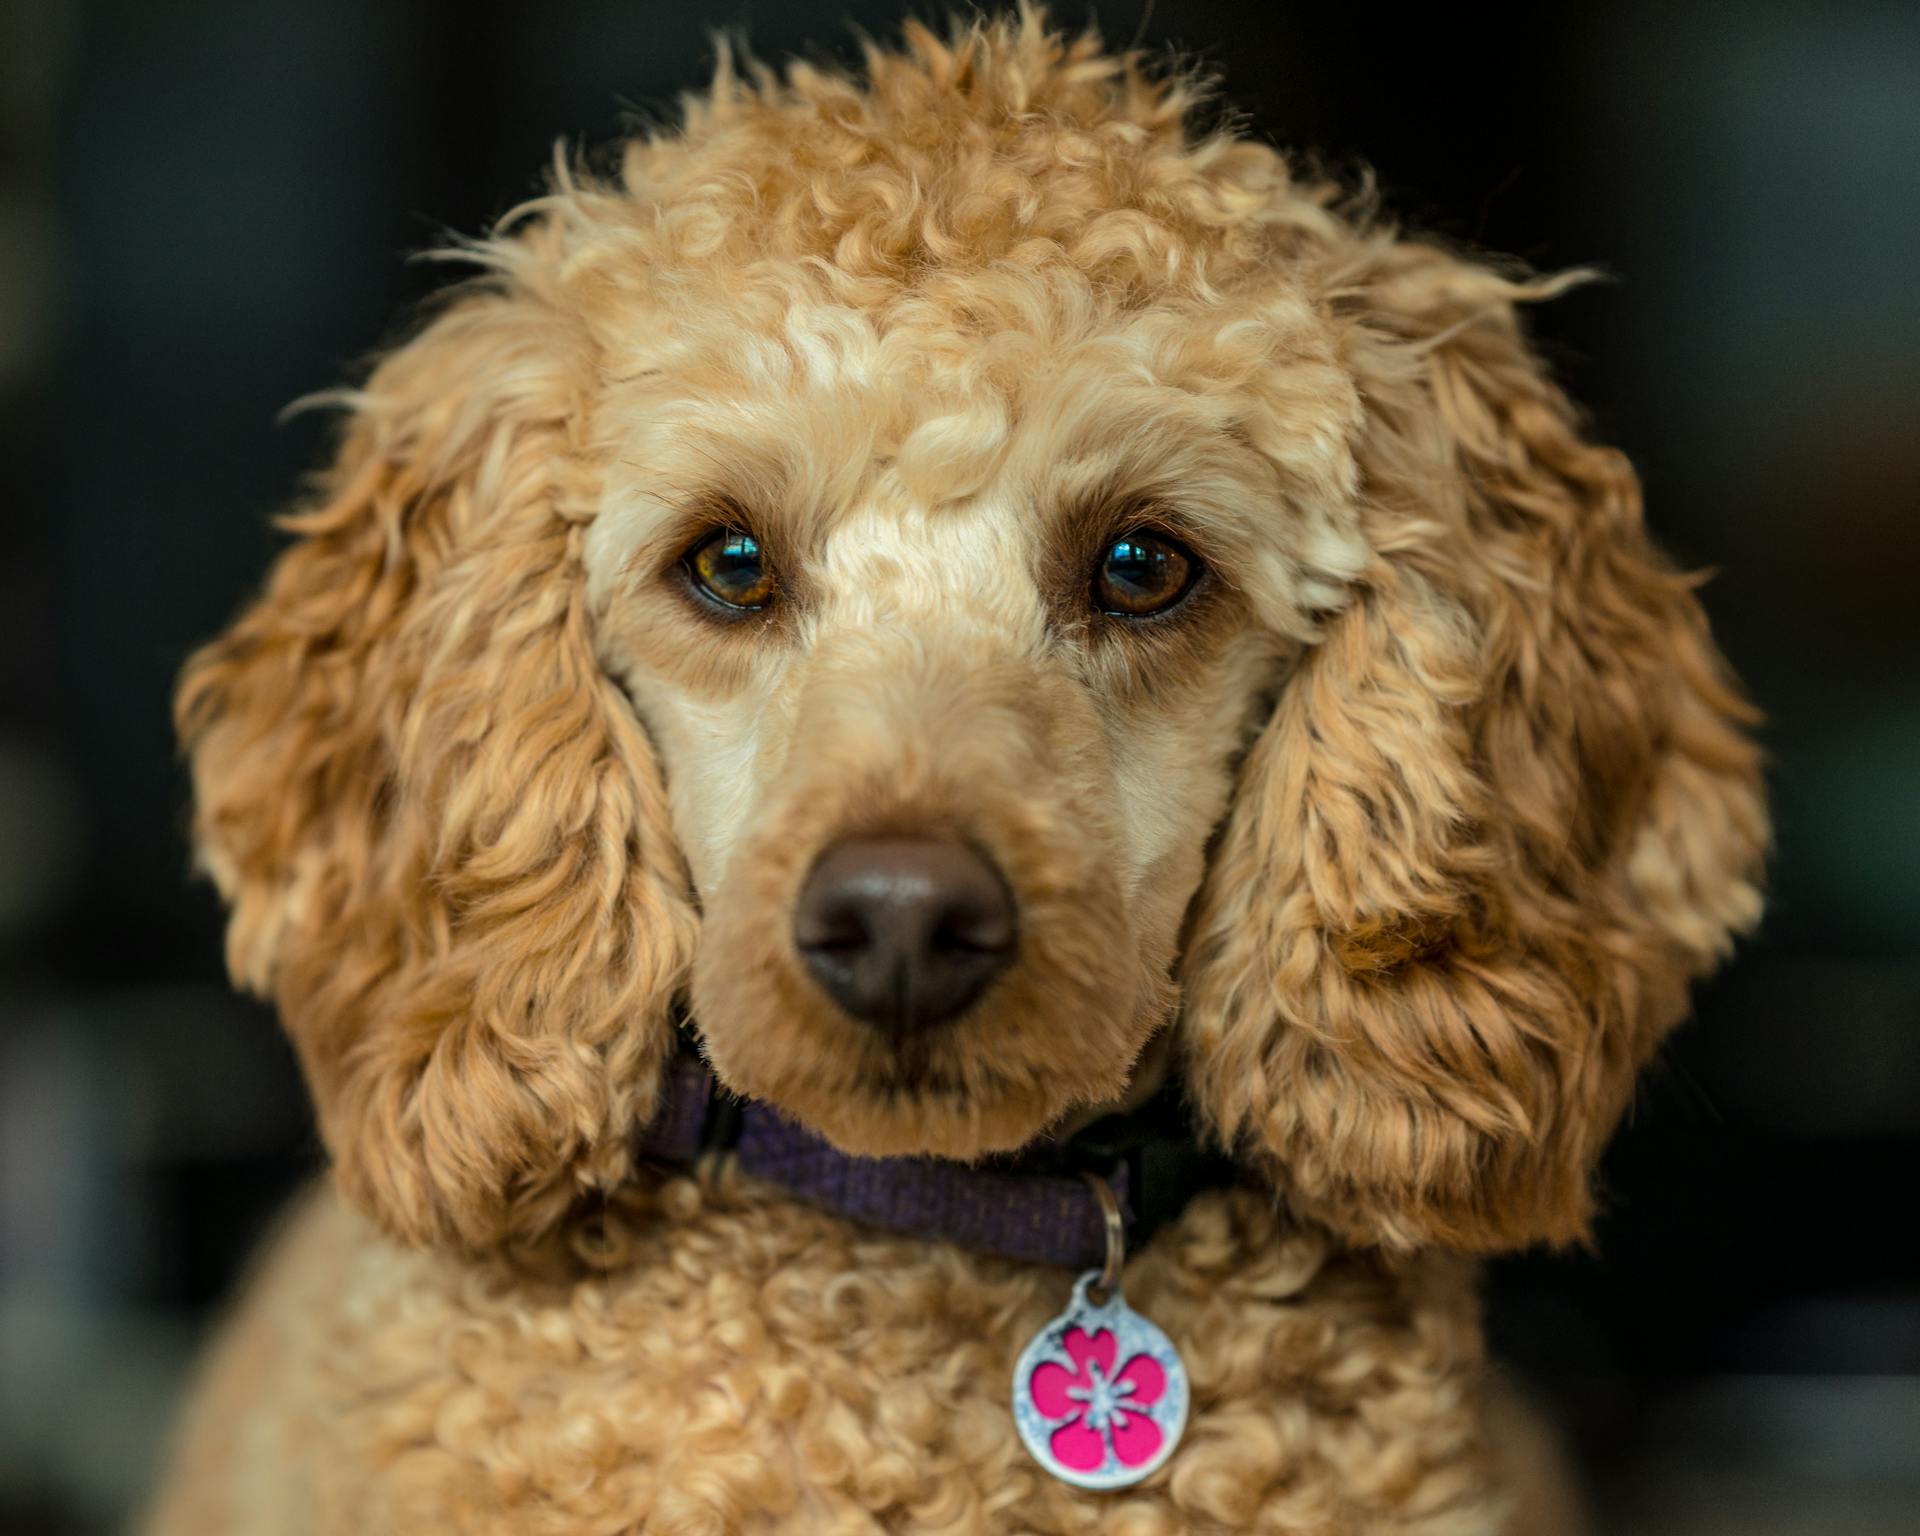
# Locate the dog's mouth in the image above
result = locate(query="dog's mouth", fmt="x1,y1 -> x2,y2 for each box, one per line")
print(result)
852,1039 -> 973,1100
851,1026 -> 1175,1128
759,1033 -> 1077,1158
691,971 -> 1159,1161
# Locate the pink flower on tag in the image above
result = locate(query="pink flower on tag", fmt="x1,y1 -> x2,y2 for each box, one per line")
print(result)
1026,1326 -> 1168,1471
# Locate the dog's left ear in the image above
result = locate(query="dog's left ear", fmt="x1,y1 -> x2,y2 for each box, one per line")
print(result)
1183,241 -> 1768,1252
176,241 -> 700,1250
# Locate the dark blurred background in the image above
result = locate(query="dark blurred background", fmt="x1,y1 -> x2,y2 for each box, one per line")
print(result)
2,2 -> 1915,1532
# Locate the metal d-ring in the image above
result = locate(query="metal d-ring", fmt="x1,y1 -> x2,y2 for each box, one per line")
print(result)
1081,1171 -> 1126,1298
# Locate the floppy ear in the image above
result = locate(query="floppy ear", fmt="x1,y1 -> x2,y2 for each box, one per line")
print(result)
1183,241 -> 1768,1252
176,264 -> 699,1250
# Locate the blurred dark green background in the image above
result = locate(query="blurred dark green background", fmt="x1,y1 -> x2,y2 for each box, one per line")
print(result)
2,2 -> 1915,1532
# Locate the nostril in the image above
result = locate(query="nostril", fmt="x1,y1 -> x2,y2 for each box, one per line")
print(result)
930,899 -> 1015,956
803,903 -> 871,954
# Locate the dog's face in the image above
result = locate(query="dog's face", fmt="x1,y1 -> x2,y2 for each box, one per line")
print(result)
582,282 -> 1362,1157
178,15 -> 1766,1254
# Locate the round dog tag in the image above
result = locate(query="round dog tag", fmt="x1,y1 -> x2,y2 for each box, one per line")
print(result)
1011,1270 -> 1189,1490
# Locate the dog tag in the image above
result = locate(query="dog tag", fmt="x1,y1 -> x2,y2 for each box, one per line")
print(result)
1012,1269 -> 1189,1489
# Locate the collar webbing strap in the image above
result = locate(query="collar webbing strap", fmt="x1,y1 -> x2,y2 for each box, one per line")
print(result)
637,1060 -> 1235,1270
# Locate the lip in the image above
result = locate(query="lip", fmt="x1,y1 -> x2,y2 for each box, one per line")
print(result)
855,1063 -> 972,1102
748,1061 -> 1066,1161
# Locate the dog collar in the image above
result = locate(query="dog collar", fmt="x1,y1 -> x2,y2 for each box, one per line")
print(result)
636,1058 -> 1239,1271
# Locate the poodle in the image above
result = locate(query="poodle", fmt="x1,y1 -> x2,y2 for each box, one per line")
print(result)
148,11 -> 1767,1534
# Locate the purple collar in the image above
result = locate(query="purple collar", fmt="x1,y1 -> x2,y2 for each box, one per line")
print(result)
637,1060 -> 1215,1271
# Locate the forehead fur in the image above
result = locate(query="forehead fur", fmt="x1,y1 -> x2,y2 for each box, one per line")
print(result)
622,11 -> 1335,293
540,11 -> 1372,636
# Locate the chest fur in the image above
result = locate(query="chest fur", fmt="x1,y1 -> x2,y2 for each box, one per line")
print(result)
207,1175 -> 1502,1535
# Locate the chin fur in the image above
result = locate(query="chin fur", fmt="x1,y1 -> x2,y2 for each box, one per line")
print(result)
696,1007 -> 1144,1161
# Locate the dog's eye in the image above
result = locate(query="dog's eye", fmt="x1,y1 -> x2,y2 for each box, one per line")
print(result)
1093,530 -> 1198,617
685,528 -> 774,610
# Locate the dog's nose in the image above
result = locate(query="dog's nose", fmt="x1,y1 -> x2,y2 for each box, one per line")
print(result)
792,837 -> 1017,1035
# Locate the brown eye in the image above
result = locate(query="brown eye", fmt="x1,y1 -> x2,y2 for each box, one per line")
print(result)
685,528 -> 774,611
1093,530 -> 1198,617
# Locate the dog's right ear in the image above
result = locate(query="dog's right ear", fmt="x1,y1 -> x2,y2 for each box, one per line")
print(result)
176,255 -> 699,1250
1181,243 -> 1766,1253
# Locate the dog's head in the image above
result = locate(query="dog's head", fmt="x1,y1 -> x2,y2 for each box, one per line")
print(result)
178,14 -> 1765,1254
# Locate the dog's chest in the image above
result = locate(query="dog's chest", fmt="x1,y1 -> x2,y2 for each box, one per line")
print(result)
298,1177 -> 1499,1534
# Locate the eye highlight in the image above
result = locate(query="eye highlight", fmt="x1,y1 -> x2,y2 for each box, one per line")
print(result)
684,528 -> 774,611
1093,530 -> 1199,617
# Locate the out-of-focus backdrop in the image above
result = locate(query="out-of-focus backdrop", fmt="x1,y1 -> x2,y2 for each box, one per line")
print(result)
2,2 -> 1915,1532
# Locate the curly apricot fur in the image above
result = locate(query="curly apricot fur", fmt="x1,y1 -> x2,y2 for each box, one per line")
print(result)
156,9 -> 1762,1532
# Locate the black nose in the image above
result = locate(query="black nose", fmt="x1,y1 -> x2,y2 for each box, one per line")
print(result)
792,837 -> 1017,1035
